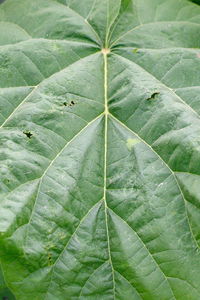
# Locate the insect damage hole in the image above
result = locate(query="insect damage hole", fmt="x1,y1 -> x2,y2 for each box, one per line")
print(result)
69,100 -> 75,106
63,100 -> 75,107
23,130 -> 33,139
146,92 -> 160,101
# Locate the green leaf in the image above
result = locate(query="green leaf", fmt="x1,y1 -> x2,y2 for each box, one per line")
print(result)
0,264 -> 16,299
190,0 -> 200,5
0,0 -> 200,299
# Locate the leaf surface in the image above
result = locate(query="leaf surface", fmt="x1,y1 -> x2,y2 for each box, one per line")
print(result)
0,0 -> 200,299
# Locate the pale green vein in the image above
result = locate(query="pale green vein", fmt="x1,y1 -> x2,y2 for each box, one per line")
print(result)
103,50 -> 116,299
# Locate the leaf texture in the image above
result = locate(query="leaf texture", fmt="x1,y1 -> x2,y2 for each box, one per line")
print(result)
0,0 -> 200,299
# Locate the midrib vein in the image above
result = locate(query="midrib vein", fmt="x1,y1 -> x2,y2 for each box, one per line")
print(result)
103,51 -> 116,298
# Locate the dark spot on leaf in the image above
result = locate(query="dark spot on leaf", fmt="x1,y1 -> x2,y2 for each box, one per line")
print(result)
3,297 -> 9,300
23,130 -> 33,139
48,253 -> 53,265
146,92 -> 160,101
63,102 -> 67,106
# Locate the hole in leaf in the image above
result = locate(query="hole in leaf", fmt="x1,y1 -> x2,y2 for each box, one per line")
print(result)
146,92 -> 160,101
69,100 -> 75,106
23,130 -> 33,139
63,100 -> 75,107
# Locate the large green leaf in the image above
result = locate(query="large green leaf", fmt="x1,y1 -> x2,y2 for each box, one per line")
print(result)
0,0 -> 200,299
0,264 -> 15,299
